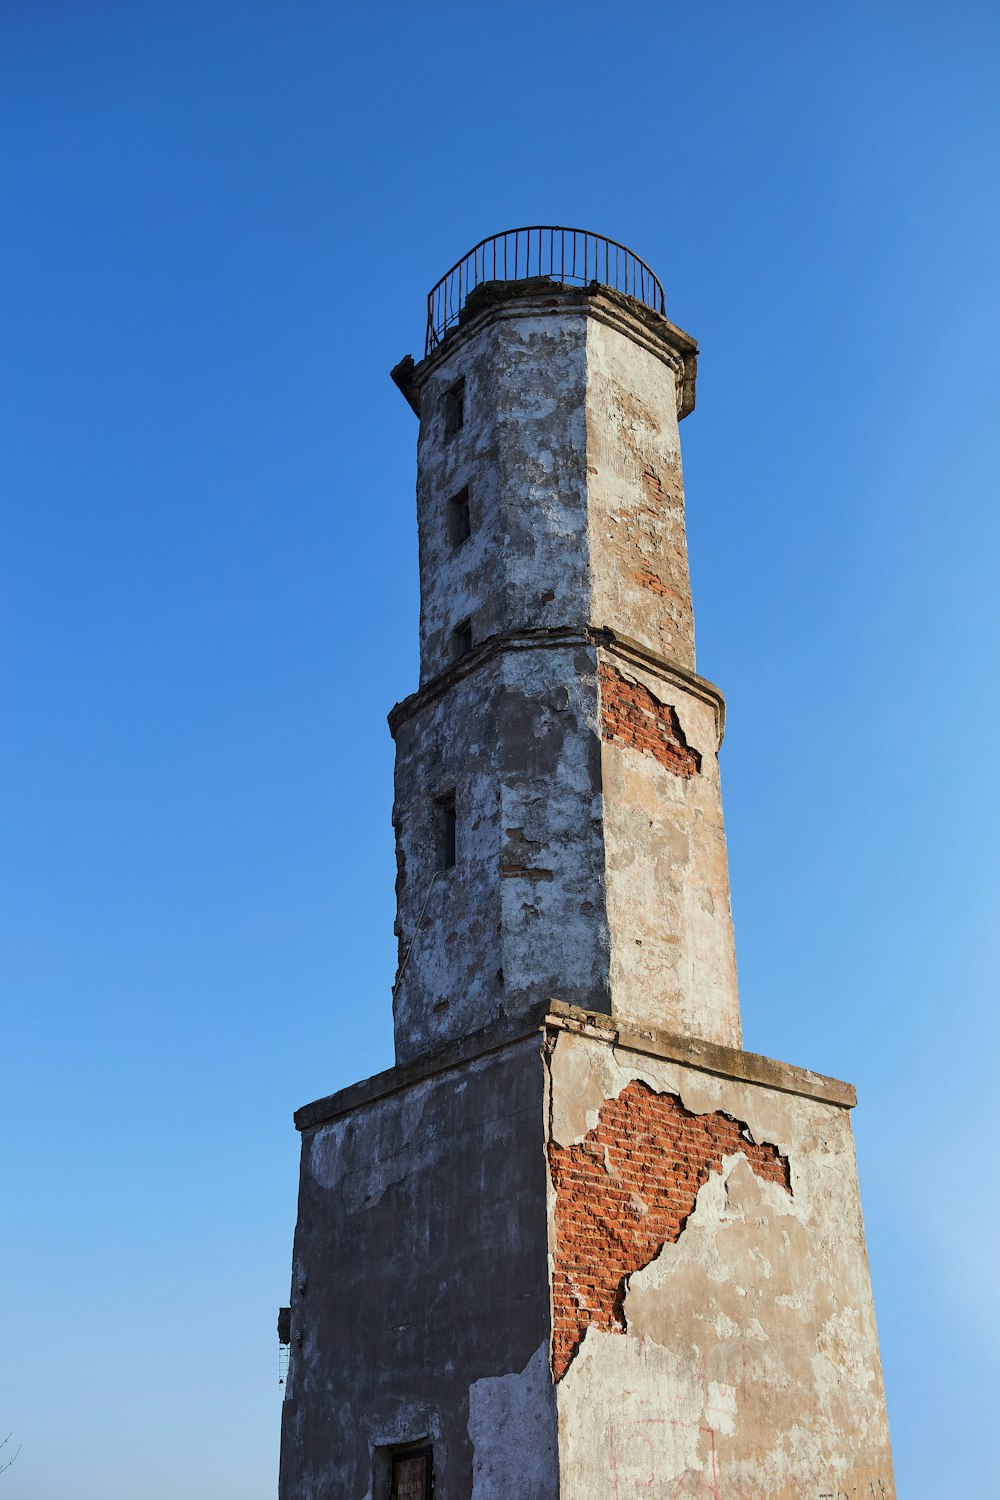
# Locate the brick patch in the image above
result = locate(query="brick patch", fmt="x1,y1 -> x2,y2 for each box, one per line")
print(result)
548,1079 -> 791,1380
633,568 -> 683,601
599,663 -> 701,777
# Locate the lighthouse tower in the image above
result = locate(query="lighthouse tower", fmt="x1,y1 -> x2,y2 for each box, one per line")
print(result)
278,229 -> 895,1500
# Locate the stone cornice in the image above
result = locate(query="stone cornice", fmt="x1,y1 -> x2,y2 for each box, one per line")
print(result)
392,280 -> 698,420
293,1001 -> 855,1133
387,625 -> 726,747
294,1007 -> 551,1132
545,1002 -> 857,1110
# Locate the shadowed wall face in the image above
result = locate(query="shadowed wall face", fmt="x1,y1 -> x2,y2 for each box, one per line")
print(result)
278,1040 -> 556,1500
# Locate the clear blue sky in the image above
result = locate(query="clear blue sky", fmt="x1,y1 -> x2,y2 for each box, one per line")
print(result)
2,4 -> 998,1495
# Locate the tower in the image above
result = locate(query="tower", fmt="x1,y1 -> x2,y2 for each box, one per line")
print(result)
278,228 -> 895,1499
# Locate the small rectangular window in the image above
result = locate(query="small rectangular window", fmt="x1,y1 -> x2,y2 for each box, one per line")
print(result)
453,618 -> 473,659
443,378 -> 464,440
390,1447 -> 432,1500
448,486 -> 471,546
436,793 -> 456,871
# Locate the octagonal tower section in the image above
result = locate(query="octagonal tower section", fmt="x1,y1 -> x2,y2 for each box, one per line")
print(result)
390,270 -> 739,1066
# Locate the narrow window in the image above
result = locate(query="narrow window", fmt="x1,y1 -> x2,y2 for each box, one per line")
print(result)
453,618 -> 473,659
443,378 -> 464,440
435,793 -> 456,871
448,485 -> 471,546
390,1447 -> 432,1500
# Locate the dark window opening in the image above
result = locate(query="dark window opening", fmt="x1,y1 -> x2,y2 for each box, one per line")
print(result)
448,485 -> 471,546
453,618 -> 473,659
436,793 -> 456,871
390,1446 -> 432,1500
443,379 -> 464,440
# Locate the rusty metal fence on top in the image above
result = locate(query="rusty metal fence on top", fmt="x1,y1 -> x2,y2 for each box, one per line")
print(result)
425,226 -> 665,355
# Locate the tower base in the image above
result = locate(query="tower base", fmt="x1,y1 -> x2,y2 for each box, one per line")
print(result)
279,1005 -> 894,1499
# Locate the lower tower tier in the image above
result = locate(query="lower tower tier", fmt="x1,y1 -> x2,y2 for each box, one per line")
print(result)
278,1006 -> 895,1499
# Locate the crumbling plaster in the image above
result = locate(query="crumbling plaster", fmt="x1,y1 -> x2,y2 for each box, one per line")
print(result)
547,1077 -> 791,1381
391,283 -> 740,1062
413,304 -> 591,686
391,639 -> 610,1065
467,1341 -> 558,1499
391,630 -> 739,1063
391,654 -> 504,1063
408,284 -> 697,690
545,1026 -> 894,1499
280,257 -> 895,1500
585,309 -> 695,671
280,1009 -> 892,1498
597,648 -> 741,1048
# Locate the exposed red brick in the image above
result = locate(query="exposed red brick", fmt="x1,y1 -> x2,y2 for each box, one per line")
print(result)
633,568 -> 683,601
500,828 -> 553,882
641,464 -> 665,504
548,1079 -> 790,1380
599,662 -> 701,777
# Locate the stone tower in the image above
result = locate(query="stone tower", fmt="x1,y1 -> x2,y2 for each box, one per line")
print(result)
278,228 -> 895,1500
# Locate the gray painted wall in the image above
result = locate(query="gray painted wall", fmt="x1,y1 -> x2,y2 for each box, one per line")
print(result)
279,1038 -> 556,1500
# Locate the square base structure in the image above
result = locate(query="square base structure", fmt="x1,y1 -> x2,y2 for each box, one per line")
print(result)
279,1005 -> 894,1500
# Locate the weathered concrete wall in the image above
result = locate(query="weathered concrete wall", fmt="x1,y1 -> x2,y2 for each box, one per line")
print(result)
413,298 -> 591,686
497,642 -> 609,1022
279,1036 -> 557,1500
281,1007 -> 893,1497
393,284 -> 738,1061
391,638 -> 610,1064
391,655 -> 503,1063
391,625 -> 740,1062
597,647 -> 741,1048
544,1021 -> 894,1499
281,269 -> 895,1498
586,308 -> 695,670
410,284 -> 696,688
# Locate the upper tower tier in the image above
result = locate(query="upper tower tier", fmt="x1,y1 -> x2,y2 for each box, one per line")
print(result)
392,227 -> 699,688
390,230 -> 739,1065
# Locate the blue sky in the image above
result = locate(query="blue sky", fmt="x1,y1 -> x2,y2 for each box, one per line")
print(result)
2,3 -> 998,1495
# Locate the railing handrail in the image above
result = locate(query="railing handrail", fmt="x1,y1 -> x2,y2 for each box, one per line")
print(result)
425,225 -> 665,355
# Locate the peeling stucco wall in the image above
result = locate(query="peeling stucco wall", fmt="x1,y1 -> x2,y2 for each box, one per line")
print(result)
391,285 -> 740,1060
281,271 -> 894,1499
413,303 -> 591,686
391,627 -> 740,1063
598,648 -> 741,1048
548,1075 -> 789,1381
599,662 -> 702,777
586,307 -> 696,671
546,1026 -> 895,1499
281,1015 -> 893,1498
391,655 -> 503,1063
467,1340 -> 557,1499
496,643 -> 609,1022
391,638 -> 610,1065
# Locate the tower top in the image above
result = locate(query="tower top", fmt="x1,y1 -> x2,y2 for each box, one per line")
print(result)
425,225 -> 667,355
393,226 -> 697,423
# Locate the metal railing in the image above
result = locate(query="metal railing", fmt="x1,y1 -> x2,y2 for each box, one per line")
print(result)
425,226 -> 665,354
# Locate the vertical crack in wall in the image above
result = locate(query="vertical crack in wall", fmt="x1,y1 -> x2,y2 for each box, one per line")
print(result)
598,663 -> 701,777
548,1079 -> 790,1381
